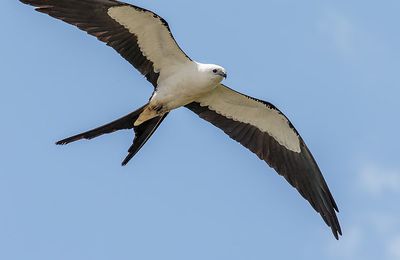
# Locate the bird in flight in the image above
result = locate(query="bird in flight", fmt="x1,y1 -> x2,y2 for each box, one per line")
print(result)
20,0 -> 342,239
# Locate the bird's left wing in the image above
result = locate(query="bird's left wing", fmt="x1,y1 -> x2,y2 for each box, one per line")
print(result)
186,84 -> 342,239
20,0 -> 191,87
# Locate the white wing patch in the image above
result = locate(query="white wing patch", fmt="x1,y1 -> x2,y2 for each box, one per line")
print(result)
107,5 -> 188,74
197,85 -> 301,153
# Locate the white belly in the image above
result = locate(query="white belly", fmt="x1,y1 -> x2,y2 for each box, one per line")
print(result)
151,62 -> 219,110
134,61 -> 223,126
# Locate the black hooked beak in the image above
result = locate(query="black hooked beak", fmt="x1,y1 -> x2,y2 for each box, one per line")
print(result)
219,72 -> 227,79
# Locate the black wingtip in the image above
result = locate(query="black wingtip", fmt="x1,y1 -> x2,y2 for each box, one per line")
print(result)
55,141 -> 65,146
55,136 -> 79,146
333,228 -> 343,240
336,224 -> 343,239
330,213 -> 343,240
333,230 -> 340,240
121,154 -> 134,167
55,140 -> 69,146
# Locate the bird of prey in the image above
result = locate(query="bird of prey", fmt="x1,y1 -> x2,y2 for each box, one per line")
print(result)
20,0 -> 342,239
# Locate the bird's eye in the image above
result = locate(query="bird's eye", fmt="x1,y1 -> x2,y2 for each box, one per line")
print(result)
212,69 -> 218,73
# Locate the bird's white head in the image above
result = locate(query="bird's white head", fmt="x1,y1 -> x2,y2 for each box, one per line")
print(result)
211,64 -> 227,81
198,63 -> 227,84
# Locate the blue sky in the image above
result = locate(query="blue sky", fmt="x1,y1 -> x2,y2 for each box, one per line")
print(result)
2,0 -> 400,259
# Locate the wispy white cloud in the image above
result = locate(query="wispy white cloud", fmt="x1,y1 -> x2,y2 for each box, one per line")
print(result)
324,161 -> 400,259
387,236 -> 400,260
317,8 -> 356,56
369,213 -> 400,236
359,164 -> 400,196
326,226 -> 363,259
326,214 -> 400,260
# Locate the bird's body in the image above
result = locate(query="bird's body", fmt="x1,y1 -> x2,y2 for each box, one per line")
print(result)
137,62 -> 226,125
20,0 -> 342,239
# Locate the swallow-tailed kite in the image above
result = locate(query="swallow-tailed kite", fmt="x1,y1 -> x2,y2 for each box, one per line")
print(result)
20,0 -> 342,239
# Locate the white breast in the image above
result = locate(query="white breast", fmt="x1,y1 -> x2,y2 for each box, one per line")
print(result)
151,62 -> 220,110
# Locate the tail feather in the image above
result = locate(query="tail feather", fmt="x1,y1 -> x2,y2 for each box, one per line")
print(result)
56,104 -> 147,145
56,104 -> 168,165
122,113 -> 168,166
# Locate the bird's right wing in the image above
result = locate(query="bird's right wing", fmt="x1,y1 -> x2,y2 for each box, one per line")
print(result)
186,84 -> 342,239
20,0 -> 192,87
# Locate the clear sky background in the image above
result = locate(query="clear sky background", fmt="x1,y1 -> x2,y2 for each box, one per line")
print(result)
2,0 -> 400,259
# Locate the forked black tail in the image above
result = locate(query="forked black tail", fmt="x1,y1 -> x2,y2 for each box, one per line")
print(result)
56,104 -> 168,166
121,114 -> 168,166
